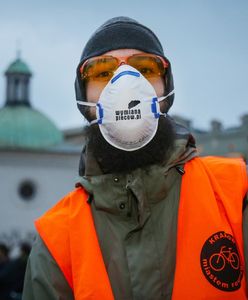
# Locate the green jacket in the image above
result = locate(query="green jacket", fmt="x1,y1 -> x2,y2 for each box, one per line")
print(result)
22,125 -> 248,300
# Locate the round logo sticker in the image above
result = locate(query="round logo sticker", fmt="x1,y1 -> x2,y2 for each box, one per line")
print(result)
200,231 -> 243,291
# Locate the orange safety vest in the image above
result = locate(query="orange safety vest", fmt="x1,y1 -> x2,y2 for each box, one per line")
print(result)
35,157 -> 248,299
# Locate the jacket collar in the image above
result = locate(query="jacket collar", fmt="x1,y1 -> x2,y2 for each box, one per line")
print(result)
76,119 -> 197,219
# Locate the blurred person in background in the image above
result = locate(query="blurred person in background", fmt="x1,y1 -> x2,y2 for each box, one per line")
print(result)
23,17 -> 248,299
0,244 -> 9,269
0,242 -> 30,300
0,243 -> 10,299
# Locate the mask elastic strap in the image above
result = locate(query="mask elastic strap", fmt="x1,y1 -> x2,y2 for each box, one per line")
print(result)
77,101 -> 103,125
158,89 -> 175,102
151,89 -> 174,118
89,119 -> 98,125
77,100 -> 97,107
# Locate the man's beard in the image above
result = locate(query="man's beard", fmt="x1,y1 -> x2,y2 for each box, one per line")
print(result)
85,116 -> 175,174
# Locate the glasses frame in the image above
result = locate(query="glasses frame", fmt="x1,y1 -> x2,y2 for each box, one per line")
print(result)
79,53 -> 169,81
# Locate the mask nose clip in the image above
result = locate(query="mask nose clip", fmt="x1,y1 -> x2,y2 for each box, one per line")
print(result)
111,69 -> 140,84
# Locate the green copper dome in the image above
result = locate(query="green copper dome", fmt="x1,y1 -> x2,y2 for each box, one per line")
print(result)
0,106 -> 63,149
5,58 -> 32,75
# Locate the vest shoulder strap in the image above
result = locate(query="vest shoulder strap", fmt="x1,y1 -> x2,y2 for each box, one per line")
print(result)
35,187 -> 89,289
200,156 -> 248,203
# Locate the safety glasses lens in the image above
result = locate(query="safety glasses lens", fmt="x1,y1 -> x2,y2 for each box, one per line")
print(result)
82,57 -> 118,82
128,55 -> 165,79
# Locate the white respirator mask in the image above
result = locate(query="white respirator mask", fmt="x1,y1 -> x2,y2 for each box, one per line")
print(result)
77,64 -> 174,151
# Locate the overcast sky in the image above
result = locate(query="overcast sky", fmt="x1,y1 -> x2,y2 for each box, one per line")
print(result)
0,0 -> 247,130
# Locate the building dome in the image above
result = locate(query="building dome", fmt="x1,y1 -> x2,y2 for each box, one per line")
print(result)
5,58 -> 32,75
0,56 -> 63,150
0,106 -> 63,149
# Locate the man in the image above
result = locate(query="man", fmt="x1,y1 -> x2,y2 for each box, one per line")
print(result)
1,242 -> 30,300
0,243 -> 10,299
23,17 -> 248,299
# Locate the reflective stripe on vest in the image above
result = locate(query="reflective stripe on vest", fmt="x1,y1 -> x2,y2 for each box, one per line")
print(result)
35,157 -> 248,299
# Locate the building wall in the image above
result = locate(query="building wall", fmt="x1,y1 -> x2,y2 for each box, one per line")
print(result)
0,150 -> 80,248
173,114 -> 248,161
63,127 -> 86,146
194,120 -> 248,160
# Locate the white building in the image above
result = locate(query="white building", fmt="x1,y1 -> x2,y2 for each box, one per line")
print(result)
0,57 -> 83,249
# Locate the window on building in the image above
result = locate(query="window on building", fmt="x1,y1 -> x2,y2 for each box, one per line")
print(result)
18,180 -> 36,201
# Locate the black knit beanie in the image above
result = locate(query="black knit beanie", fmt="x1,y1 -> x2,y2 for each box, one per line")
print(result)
75,16 -> 174,119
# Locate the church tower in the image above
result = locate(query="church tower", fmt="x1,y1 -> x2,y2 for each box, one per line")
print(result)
0,55 -> 63,149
